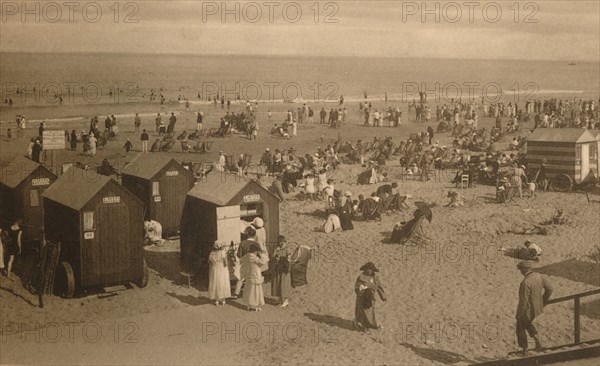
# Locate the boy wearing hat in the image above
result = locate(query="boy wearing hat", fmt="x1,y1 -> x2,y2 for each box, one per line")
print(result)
515,260 -> 554,355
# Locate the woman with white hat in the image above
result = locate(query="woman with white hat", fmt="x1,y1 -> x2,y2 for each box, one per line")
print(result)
252,217 -> 269,273
208,241 -> 231,306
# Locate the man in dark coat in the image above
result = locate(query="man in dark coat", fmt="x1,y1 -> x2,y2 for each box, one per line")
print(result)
515,260 -> 554,355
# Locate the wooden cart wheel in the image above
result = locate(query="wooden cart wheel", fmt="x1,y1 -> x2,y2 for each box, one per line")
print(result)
551,174 -> 574,192
136,258 -> 149,288
55,262 -> 75,298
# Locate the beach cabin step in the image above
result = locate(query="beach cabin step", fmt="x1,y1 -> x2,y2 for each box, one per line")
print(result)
102,284 -> 128,293
471,339 -> 600,366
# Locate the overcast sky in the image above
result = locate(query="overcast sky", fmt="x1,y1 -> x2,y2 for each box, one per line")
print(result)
1,1 -> 598,61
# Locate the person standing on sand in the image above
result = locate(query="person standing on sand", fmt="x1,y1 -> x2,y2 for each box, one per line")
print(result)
515,260 -> 553,356
3,219 -> 23,278
196,112 -> 203,131
208,241 -> 231,306
320,108 -> 326,124
271,235 -> 292,307
88,133 -> 97,157
354,262 -> 386,331
134,113 -> 141,132
508,163 -> 528,198
241,243 -> 268,311
70,130 -> 78,151
141,129 -> 149,153
32,139 -> 42,163
155,113 -> 161,133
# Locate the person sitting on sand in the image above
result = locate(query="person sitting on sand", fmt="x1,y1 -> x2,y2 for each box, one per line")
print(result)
362,193 -> 383,221
551,209 -> 568,225
502,240 -> 543,261
150,139 -> 161,152
445,190 -> 465,207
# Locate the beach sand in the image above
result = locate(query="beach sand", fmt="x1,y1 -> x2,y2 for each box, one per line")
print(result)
1,100 -> 599,365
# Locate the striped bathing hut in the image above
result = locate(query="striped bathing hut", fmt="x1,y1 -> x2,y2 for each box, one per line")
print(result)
526,128 -> 598,184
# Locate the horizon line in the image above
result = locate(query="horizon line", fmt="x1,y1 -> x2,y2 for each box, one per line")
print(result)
1,50 -> 598,64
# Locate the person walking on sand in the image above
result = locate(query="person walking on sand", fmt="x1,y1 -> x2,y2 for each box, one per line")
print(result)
241,243 -> 268,311
123,138 -> 133,154
271,235 -> 292,307
515,260 -> 553,356
141,129 -> 149,153
354,262 -> 386,331
208,241 -> 231,306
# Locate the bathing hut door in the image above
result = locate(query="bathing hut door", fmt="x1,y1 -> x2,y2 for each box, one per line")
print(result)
581,144 -> 590,180
216,205 -> 241,246
97,201 -> 131,281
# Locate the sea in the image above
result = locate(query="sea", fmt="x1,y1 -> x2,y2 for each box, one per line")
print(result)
1,52 -> 599,107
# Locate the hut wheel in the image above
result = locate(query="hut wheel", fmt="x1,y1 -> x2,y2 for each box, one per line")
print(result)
551,174 -> 574,192
55,262 -> 75,298
136,258 -> 149,288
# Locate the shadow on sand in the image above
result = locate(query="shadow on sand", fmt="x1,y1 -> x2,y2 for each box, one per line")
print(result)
304,312 -> 358,332
537,259 -> 600,287
401,343 -> 474,365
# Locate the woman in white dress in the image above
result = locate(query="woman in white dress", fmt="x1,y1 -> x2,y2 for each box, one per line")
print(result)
208,241 -> 231,306
241,243 -> 268,311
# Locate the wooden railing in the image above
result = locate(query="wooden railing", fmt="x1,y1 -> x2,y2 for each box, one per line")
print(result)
546,289 -> 600,343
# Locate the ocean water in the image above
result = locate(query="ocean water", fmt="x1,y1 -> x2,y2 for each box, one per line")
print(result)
1,52 -> 598,106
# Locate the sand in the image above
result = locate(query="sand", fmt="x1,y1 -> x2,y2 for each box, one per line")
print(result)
1,100 -> 599,365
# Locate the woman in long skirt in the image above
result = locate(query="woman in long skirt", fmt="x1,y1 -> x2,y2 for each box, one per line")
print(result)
354,262 -> 386,331
339,191 -> 354,231
208,241 -> 231,305
241,244 -> 268,311
271,235 -> 292,307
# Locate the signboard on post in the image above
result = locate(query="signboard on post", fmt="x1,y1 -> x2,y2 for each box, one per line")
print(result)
42,130 -> 66,150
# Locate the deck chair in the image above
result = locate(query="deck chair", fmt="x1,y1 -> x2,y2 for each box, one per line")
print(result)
225,155 -> 238,172
192,141 -> 204,153
290,245 -> 312,288
161,139 -> 175,152
180,140 -> 190,152
390,215 -> 430,245
241,154 -> 252,170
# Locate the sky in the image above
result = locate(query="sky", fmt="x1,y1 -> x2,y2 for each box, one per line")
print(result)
1,0 -> 599,61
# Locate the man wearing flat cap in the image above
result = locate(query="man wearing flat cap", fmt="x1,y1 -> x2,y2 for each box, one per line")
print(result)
515,260 -> 554,355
